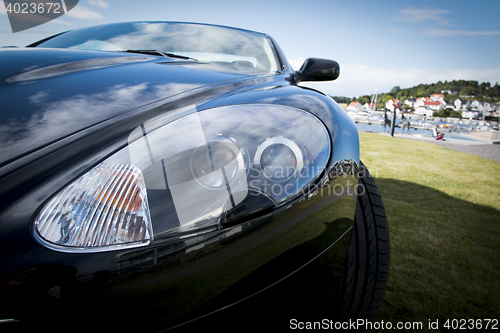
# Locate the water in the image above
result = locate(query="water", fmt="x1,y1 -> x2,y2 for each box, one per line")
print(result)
352,115 -> 491,142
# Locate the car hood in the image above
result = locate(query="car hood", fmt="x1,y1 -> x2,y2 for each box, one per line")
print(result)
0,48 -> 247,166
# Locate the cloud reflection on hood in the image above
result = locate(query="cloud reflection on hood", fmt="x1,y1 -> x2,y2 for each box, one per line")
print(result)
0,81 -> 201,165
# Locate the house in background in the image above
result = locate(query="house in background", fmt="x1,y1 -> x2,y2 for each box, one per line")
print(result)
425,100 -> 445,111
363,102 -> 376,111
404,97 -> 416,108
347,102 -> 364,112
471,100 -> 481,109
441,89 -> 458,95
385,99 -> 403,112
413,97 -> 428,109
462,110 -> 480,119
483,102 -> 492,111
430,94 -> 445,102
414,106 -> 434,117
454,99 -> 471,110
471,101 -> 494,112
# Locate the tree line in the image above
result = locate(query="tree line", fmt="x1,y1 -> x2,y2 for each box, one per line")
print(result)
332,80 -> 500,110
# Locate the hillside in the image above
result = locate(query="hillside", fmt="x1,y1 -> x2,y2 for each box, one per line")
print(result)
333,80 -> 500,109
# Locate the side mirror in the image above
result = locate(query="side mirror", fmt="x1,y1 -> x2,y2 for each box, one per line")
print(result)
293,58 -> 340,83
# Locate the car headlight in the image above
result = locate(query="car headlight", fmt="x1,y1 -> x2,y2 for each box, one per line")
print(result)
34,104 -> 331,252
255,137 -> 304,181
34,163 -> 153,253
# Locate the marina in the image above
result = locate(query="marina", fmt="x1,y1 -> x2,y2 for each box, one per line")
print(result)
347,110 -> 500,144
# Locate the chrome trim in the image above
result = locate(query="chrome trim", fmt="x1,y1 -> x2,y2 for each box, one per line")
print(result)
190,137 -> 247,189
32,233 -> 152,254
254,136 -> 304,180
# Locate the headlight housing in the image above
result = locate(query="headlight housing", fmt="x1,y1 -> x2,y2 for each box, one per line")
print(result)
34,104 -> 331,252
34,163 -> 153,253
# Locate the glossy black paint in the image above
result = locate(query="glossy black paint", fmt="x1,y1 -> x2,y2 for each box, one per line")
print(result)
293,58 -> 340,83
0,22 -> 359,331
0,47 -> 246,166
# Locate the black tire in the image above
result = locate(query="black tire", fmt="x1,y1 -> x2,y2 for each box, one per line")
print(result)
336,161 -> 390,322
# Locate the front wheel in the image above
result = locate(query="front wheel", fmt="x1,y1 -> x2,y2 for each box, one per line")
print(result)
336,161 -> 390,322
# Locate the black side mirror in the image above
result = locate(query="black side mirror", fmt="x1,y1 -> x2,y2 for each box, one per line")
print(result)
293,58 -> 340,83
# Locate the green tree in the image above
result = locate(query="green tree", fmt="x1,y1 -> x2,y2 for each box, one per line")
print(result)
331,96 -> 353,104
380,94 -> 394,103
396,91 -> 405,101
356,95 -> 370,105
390,86 -> 401,95
416,87 -> 427,97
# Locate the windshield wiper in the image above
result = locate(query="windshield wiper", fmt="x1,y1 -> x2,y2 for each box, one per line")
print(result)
123,49 -> 197,61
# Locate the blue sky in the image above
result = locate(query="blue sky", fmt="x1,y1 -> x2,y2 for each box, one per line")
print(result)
1,0 -> 499,97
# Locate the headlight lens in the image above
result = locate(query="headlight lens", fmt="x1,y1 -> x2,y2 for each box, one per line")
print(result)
34,104 -> 330,252
34,163 -> 153,252
256,137 -> 303,181
191,138 -> 246,189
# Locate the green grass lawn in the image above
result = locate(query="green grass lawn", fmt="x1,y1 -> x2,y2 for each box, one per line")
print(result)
359,133 -> 500,332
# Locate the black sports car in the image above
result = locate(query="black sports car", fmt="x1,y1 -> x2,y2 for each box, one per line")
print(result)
0,22 -> 389,332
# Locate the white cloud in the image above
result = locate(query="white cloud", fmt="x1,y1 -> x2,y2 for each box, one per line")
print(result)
289,58 -> 500,97
396,8 -> 452,24
424,28 -> 500,37
88,0 -> 109,9
49,19 -> 74,26
66,6 -> 103,19
392,7 -> 500,38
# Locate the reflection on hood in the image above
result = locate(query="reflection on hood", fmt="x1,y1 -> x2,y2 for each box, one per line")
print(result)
0,81 -> 201,165
6,56 -> 154,83
0,46 -> 253,166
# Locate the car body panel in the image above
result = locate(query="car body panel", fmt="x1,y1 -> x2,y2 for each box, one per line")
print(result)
0,48 -> 255,166
0,22 -> 361,331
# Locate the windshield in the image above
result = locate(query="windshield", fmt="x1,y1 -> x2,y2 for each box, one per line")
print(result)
33,22 -> 280,75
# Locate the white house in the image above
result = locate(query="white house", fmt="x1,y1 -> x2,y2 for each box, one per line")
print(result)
430,94 -> 445,102
404,97 -> 416,108
425,100 -> 445,111
347,102 -> 364,112
415,106 -> 434,117
462,110 -> 480,119
363,103 -> 376,111
454,99 -> 471,110
471,100 -> 481,109
414,97 -> 427,109
441,89 -> 458,95
463,100 -> 471,109
385,99 -> 403,112
483,102 -> 494,112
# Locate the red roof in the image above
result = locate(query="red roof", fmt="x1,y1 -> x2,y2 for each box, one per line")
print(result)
425,101 -> 442,106
348,102 -> 360,106
387,99 -> 402,106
